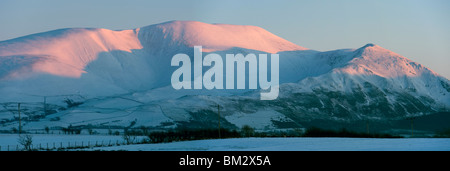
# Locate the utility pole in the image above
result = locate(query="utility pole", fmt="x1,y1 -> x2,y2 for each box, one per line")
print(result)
218,104 -> 221,139
410,117 -> 415,138
18,103 -> 21,135
43,96 -> 47,115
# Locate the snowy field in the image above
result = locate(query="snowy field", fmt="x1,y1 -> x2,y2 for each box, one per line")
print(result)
91,137 -> 450,151
0,134 -> 146,151
1,134 -> 449,151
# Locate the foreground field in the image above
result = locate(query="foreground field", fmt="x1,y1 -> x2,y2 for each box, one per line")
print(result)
0,134 -> 146,151
91,137 -> 450,151
1,134 -> 449,151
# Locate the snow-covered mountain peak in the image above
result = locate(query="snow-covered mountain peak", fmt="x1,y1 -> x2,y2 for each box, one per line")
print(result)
138,20 -> 307,53
360,43 -> 377,48
0,27 -> 142,79
336,43 -> 439,78
0,20 -> 311,82
355,43 -> 393,56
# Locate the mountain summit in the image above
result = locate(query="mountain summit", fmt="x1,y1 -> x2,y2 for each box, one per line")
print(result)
0,21 -> 448,131
0,21 -> 306,80
138,21 -> 307,53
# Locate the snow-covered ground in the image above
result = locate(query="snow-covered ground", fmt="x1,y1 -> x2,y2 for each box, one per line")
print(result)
0,134 -> 146,151
91,137 -> 449,151
1,134 -> 448,151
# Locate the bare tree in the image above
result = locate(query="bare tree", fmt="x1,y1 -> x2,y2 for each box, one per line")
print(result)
241,125 -> 255,137
18,134 -> 33,151
122,131 -> 137,145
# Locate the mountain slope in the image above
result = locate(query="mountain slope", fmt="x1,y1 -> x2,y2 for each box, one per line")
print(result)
0,21 -> 448,132
295,43 -> 449,106
0,21 -> 308,97
0,28 -> 142,79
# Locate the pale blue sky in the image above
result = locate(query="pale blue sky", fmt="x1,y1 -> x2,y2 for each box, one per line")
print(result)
1,0 -> 449,78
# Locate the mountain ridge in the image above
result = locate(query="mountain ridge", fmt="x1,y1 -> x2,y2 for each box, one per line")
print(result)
0,21 -> 448,131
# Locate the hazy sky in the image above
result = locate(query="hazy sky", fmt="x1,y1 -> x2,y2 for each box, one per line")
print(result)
1,0 -> 449,78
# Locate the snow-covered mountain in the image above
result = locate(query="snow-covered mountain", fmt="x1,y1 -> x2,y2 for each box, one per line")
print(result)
0,21 -> 448,132
276,43 -> 449,121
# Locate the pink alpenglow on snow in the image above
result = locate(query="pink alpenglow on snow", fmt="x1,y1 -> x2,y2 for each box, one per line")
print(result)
0,28 -> 142,78
339,43 -> 440,78
0,21 -> 306,80
141,21 -> 307,53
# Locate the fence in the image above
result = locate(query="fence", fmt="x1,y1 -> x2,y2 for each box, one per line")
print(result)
0,138 -> 146,151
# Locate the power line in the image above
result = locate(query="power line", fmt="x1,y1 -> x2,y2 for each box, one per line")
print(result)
18,103 -> 21,135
